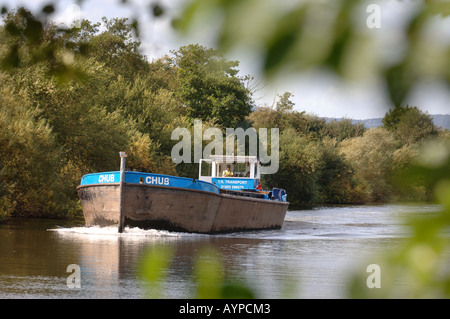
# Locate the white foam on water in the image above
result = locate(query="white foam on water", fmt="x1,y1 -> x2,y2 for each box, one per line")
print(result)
48,225 -> 206,242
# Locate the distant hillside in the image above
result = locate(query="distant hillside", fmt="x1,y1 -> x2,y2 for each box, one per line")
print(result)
351,118 -> 383,128
431,114 -> 450,130
325,114 -> 450,130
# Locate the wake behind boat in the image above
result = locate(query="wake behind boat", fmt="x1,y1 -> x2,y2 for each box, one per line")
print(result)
77,154 -> 288,234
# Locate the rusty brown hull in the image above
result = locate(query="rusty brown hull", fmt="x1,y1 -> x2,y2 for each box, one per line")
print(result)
77,183 -> 288,234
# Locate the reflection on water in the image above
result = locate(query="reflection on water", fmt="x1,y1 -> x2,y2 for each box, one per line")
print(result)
0,205 -> 446,298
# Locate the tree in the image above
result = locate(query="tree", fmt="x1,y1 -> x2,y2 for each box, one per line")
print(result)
0,86 -> 66,218
317,137 -> 355,204
322,118 -> 366,142
275,92 -> 294,113
339,127 -> 400,203
382,105 -> 413,130
383,105 -> 439,144
395,108 -> 439,145
170,44 -> 254,128
263,128 -> 322,207
86,17 -> 148,79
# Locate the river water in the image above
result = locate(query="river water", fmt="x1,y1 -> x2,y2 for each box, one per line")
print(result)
0,204 -> 447,299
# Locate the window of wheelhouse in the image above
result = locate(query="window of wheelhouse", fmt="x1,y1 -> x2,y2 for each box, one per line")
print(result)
233,162 -> 247,177
201,160 -> 212,177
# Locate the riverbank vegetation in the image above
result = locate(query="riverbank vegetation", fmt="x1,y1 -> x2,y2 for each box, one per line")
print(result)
0,8 -> 448,222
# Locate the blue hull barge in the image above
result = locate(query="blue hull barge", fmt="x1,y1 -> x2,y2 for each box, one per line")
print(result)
77,155 -> 288,234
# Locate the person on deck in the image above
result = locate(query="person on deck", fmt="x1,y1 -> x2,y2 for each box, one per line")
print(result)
222,165 -> 234,177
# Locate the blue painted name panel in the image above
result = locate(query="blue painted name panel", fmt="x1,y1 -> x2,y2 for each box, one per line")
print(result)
80,172 -> 120,185
80,171 -> 220,194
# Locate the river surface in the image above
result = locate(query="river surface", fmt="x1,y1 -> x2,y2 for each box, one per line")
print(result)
0,204 -> 447,299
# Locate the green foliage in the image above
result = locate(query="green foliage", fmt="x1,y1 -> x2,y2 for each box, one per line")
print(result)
339,128 -> 400,203
0,86 -> 67,217
139,245 -> 174,299
249,97 -> 366,141
139,244 -> 256,299
249,91 -> 439,207
0,11 -> 255,219
383,105 -> 439,145
263,128 -> 322,208
250,94 -> 368,206
0,8 -> 86,84
275,92 -> 294,113
383,105 -> 413,131
317,137 -> 355,204
323,118 -> 366,142
171,44 -> 254,128
0,13 -> 159,218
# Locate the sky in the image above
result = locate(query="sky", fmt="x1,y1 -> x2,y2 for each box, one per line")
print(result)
3,0 -> 450,119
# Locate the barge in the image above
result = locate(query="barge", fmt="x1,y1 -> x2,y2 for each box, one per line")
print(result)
77,154 -> 288,234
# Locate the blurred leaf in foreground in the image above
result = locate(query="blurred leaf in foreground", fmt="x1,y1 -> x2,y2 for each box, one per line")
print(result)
139,245 -> 174,298
174,0 -> 450,108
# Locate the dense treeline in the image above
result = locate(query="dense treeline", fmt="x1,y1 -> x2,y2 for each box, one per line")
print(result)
0,9 -> 446,221
255,99 -> 444,207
